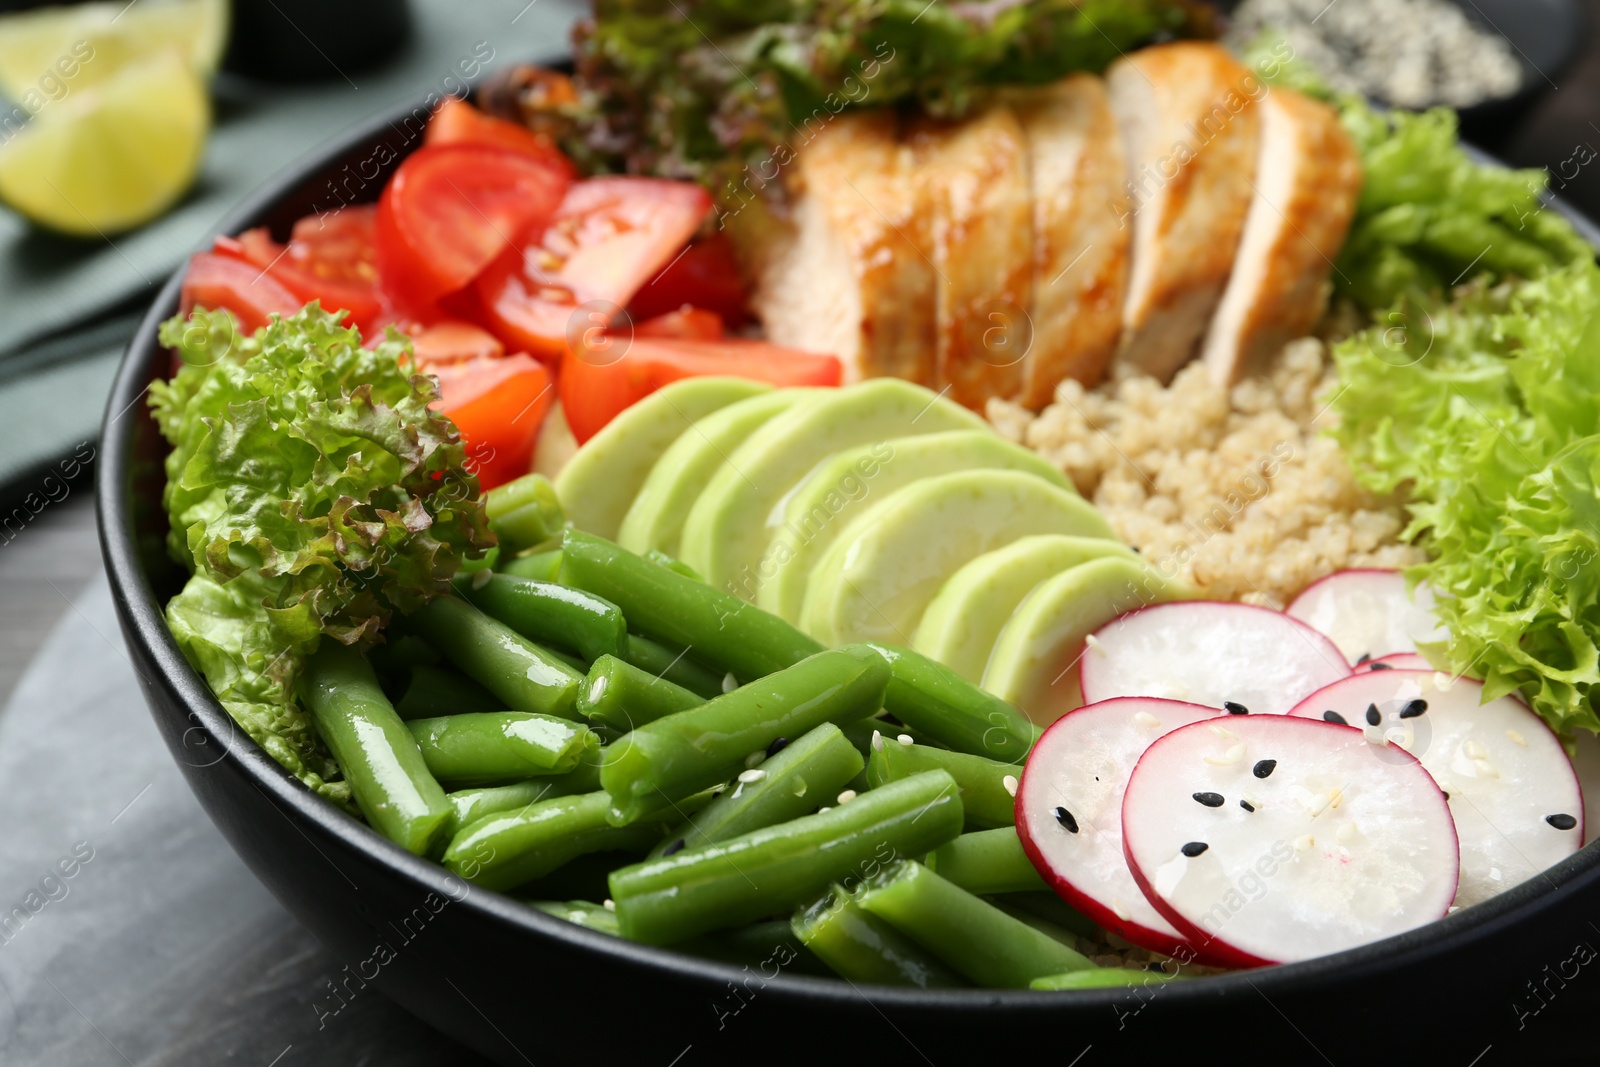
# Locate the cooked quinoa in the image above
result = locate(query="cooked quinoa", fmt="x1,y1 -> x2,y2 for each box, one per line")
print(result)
988,337 -> 1424,609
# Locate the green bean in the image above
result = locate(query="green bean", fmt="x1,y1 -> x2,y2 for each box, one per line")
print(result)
408,712 -> 599,784
560,530 -> 823,680
792,885 -> 966,988
366,634 -> 441,683
519,850 -> 630,901
1002,891 -> 1100,941
861,643 -> 1035,764
446,778 -> 576,840
458,572 -> 628,663
407,596 -> 582,718
485,473 -> 565,554
856,861 -> 1093,988
393,663 -> 502,720
299,643 -> 450,856
622,635 -> 727,699
840,714 -> 938,756
608,769 -> 964,944
444,790 -> 678,891
1030,968 -> 1184,990
578,655 -> 704,733
532,899 -> 619,935
601,647 -> 888,825
689,920 -> 832,977
865,740 -> 1018,830
646,548 -> 702,581
650,723 -> 864,857
924,828 -> 1046,895
500,549 -> 563,582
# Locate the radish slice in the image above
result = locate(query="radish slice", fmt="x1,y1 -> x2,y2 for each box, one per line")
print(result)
1016,697 -> 1225,959
1288,669 -> 1583,907
1122,715 -> 1458,968
1079,601 -> 1350,716
1357,652 -> 1432,672
1286,569 -> 1446,664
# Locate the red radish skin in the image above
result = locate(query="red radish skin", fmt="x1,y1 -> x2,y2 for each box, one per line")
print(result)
1286,568 -> 1446,664
1288,669 -> 1582,907
1015,698 -> 1225,962
1079,600 -> 1351,716
1122,715 -> 1459,968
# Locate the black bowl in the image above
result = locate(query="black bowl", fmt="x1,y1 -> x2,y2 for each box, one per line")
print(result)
97,89 -> 1600,1065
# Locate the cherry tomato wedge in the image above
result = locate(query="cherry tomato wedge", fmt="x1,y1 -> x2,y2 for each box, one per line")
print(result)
375,143 -> 571,309
425,96 -> 574,178
180,252 -> 301,334
474,177 -> 712,360
229,208 -> 382,328
628,233 -> 750,326
410,320 -> 505,366
559,337 -> 841,444
431,353 -> 553,490
631,306 -> 725,341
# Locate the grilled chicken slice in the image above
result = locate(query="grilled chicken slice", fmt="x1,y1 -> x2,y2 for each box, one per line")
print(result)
909,103 -> 1034,409
738,110 -> 935,385
1006,74 -> 1131,406
1108,42 -> 1263,382
1201,89 -> 1362,385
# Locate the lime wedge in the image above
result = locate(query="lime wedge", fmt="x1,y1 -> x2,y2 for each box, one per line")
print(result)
0,0 -> 228,107
0,49 -> 209,235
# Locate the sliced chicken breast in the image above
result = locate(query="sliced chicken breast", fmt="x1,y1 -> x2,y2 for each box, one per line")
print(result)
1108,42 -> 1263,383
739,110 -> 936,385
1006,74 -> 1131,406
1201,89 -> 1362,385
909,103 -> 1034,409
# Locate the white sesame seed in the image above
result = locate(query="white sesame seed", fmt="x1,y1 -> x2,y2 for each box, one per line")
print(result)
1295,834 -> 1315,852
738,768 -> 766,784
870,730 -> 884,752
817,806 -> 831,814
1329,787 -> 1344,810
1336,821 -> 1356,842
1111,897 -> 1132,922
1506,729 -> 1528,747
1205,743 -> 1246,766
1002,775 -> 1019,797
744,750 -> 765,769
1490,867 -> 1503,882
722,673 -> 739,694
1308,793 -> 1331,818
1463,739 -> 1487,760
1207,725 -> 1238,740
1134,711 -> 1162,730
1084,633 -> 1105,656
470,567 -> 493,590
602,898 -> 615,912
1434,672 -> 1454,692
1474,759 -> 1501,779
836,789 -> 858,805
896,733 -> 915,747
1383,727 -> 1408,748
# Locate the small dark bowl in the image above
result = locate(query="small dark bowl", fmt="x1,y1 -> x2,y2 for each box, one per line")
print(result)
97,84 -> 1600,1065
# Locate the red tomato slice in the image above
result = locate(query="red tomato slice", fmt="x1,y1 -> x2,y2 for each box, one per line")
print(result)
559,337 -> 841,444
631,306 -> 725,341
475,177 -> 713,360
425,96 -> 575,178
410,321 -> 504,366
375,143 -> 571,309
180,252 -> 301,334
432,353 -> 553,490
231,210 -> 382,328
628,233 -> 750,326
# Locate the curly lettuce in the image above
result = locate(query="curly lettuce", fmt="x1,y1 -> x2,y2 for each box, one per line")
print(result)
1331,261 -> 1600,734
150,305 -> 493,800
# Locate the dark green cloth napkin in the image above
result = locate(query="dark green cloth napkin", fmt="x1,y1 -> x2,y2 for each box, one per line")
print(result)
0,0 -> 581,491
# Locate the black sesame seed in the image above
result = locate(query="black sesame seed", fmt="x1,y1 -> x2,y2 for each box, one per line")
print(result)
1442,791 -> 1450,800
662,838 -> 687,857
766,736 -> 791,757
1147,961 -> 1166,974
1192,791 -> 1225,807
1252,759 -> 1276,779
1055,806 -> 1080,833
1323,710 -> 1347,725
1547,813 -> 1578,831
1398,699 -> 1428,719
1181,841 -> 1209,857
1356,653 -> 1372,666
1224,701 -> 1249,715
1369,663 -> 1394,671
1365,704 -> 1381,726
1239,800 -> 1256,812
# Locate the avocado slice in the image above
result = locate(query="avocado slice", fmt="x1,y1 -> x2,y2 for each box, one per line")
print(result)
679,379 -> 984,596
554,377 -> 770,539
911,535 -> 1140,683
799,469 -> 1119,646
617,389 -> 826,557
757,430 -> 1075,623
982,556 -> 1194,724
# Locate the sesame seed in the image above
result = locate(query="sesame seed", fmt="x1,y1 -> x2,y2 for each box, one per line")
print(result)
744,750 -> 766,769
602,899 -> 616,911
836,789 -> 857,805
1323,710 -> 1347,725
1224,701 -> 1250,715
1356,653 -> 1371,666
817,806 -> 831,814
1365,704 -> 1381,726
663,838 -> 686,857
1252,759 -> 1276,779
1181,841 -> 1208,857
1368,663 -> 1393,671
470,567 -> 493,590
1147,961 -> 1166,974
1192,791 -> 1225,807
1134,711 -> 1162,730
1111,897 -> 1132,921
722,673 -> 739,694
1206,743 -> 1247,766
1309,792 -> 1330,817
1506,729 -> 1528,747
1329,787 -> 1344,809
1474,759 -> 1500,779
1295,834 -> 1315,852
1337,821 -> 1356,842
1085,633 -> 1106,656
1054,806 -> 1079,832
767,736 -> 791,758
896,733 -> 915,747
1239,799 -> 1256,812
1002,775 -> 1019,797
1547,813 -> 1578,830
1463,739 -> 1487,760
1434,672 -> 1454,691
871,730 -> 884,752
1398,699 -> 1428,719
738,768 -> 767,783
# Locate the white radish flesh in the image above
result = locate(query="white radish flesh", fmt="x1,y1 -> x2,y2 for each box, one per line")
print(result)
1079,601 -> 1350,716
1016,697 -> 1225,958
1286,568 -> 1446,664
1289,669 -> 1583,908
1122,715 -> 1458,968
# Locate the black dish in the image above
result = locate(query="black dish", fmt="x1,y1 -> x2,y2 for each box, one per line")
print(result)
98,85 -> 1600,1066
